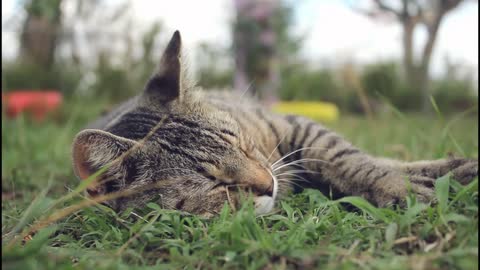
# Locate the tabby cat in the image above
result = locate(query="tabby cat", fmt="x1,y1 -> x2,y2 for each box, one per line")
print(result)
72,31 -> 478,217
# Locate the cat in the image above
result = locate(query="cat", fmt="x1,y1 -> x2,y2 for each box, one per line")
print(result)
72,31 -> 478,218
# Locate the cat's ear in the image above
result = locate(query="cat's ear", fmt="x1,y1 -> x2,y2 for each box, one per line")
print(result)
144,30 -> 182,102
72,129 -> 137,180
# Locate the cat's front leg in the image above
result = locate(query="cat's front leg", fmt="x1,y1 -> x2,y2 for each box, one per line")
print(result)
358,157 -> 478,205
401,158 -> 477,185
276,115 -> 438,207
319,154 -> 438,207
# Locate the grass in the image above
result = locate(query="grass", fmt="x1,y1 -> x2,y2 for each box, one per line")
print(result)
1,98 -> 478,270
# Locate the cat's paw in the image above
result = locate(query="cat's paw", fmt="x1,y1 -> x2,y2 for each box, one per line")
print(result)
450,158 -> 478,185
371,159 -> 478,207
404,157 -> 478,185
368,174 -> 435,207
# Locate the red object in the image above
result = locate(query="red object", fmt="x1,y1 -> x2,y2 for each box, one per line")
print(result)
2,90 -> 63,121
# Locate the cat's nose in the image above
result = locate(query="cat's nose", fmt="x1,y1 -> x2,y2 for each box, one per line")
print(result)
242,163 -> 274,196
251,176 -> 274,197
264,182 -> 274,197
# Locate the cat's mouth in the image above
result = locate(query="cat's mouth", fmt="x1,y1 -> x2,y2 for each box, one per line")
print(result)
211,171 -> 277,215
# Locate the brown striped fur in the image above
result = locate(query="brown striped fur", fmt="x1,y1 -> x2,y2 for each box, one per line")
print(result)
72,31 -> 478,217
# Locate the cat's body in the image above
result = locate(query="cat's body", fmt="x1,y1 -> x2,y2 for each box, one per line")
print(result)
72,31 -> 478,217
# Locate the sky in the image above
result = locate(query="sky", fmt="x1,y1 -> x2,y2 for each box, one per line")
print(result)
2,0 -> 478,80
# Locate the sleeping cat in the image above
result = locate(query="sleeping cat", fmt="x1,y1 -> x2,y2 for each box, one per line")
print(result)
72,31 -> 478,217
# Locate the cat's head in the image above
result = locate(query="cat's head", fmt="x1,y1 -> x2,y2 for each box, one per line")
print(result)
72,31 -> 278,217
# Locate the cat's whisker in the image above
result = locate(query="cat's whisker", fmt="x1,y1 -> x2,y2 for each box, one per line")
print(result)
270,146 -> 328,168
273,158 -> 329,172
276,177 -> 307,184
276,178 -> 305,190
274,160 -> 316,172
276,157 -> 329,167
274,169 -> 321,176
239,80 -> 255,99
273,163 -> 313,177
266,127 -> 294,162
267,121 -> 328,164
272,152 -> 328,170
276,175 -> 310,185
283,163 -> 310,171
274,172 -> 310,183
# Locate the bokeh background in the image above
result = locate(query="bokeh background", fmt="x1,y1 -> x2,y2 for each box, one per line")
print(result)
2,0 -> 478,118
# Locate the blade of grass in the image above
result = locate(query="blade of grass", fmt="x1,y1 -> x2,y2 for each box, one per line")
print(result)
3,180 -> 53,243
336,196 -> 389,222
435,173 -> 451,214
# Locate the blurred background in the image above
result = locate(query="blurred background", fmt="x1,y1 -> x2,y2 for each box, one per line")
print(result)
1,0 -> 478,120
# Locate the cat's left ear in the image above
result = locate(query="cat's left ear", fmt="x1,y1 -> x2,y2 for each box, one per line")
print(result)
144,30 -> 182,103
72,129 -> 137,181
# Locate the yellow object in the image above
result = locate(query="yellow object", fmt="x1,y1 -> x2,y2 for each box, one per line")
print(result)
273,101 -> 339,122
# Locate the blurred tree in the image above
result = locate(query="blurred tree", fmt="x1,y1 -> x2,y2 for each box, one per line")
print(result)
9,0 -> 158,97
20,0 -> 63,68
19,0 -> 132,68
58,0 -> 131,66
91,22 -> 164,101
280,64 -> 340,102
432,55 -> 477,112
232,0 -> 300,104
351,0 -> 469,111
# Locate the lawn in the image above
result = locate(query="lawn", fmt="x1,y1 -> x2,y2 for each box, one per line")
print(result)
1,98 -> 478,270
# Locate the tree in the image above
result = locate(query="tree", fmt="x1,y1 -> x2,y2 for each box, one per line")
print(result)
352,0 -> 468,111
20,0 -> 63,68
18,0 -> 134,68
12,0 -> 163,98
232,0 -> 300,104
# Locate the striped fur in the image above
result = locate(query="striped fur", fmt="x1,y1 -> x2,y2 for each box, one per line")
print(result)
72,31 -> 478,217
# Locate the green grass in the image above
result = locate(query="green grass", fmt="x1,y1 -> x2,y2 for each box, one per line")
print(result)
2,99 -> 478,270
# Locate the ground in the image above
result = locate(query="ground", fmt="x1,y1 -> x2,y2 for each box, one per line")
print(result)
1,98 -> 478,269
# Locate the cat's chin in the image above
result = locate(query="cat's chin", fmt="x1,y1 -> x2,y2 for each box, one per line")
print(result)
254,196 -> 275,215
254,174 -> 278,215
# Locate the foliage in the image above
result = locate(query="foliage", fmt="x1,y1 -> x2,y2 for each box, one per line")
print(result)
195,43 -> 234,89
231,0 -> 302,98
276,60 -> 477,114
88,22 -> 163,102
2,21 -> 164,102
361,62 -> 400,100
431,78 -> 477,113
1,62 -> 83,96
91,54 -> 137,101
1,98 -> 478,269
360,61 -> 478,112
24,0 -> 62,22
353,0 -> 469,111
360,61 -> 423,111
279,64 -> 339,102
